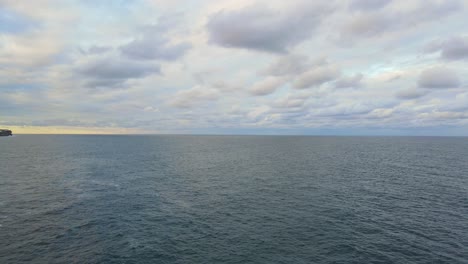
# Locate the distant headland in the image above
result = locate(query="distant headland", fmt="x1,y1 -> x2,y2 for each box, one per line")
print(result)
0,129 -> 12,136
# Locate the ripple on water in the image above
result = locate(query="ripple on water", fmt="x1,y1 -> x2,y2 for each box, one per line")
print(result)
0,135 -> 467,263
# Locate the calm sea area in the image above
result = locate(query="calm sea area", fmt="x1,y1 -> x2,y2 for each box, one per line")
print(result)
1,135 -> 467,263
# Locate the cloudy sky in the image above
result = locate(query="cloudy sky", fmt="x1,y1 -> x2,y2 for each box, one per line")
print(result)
1,0 -> 468,135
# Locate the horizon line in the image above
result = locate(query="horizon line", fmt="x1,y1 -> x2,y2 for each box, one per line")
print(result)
6,133 -> 468,137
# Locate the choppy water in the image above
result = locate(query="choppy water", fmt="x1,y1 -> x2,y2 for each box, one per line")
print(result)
1,135 -> 467,263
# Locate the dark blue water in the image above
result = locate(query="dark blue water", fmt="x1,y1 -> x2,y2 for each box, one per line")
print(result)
1,135 -> 467,263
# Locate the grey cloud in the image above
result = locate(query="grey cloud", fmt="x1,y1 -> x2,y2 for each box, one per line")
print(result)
417,111 -> 468,120
342,12 -> 391,38
169,85 -> 219,108
418,67 -> 460,89
311,102 -> 376,118
211,81 -> 242,93
349,0 -> 392,11
2,119 -> 98,127
367,108 -> 394,119
426,36 -> 468,60
294,66 -> 340,89
78,57 -> 160,88
192,71 -> 244,93
120,18 -> 192,60
395,88 -> 428,99
415,0 -> 462,21
121,35 -> 191,61
206,3 -> 333,53
249,77 -> 284,96
30,119 -> 91,127
263,54 -> 326,76
334,73 -> 363,88
272,97 -> 307,109
341,0 -> 462,39
80,45 -> 112,55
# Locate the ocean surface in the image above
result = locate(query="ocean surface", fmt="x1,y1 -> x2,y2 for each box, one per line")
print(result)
1,135 -> 467,263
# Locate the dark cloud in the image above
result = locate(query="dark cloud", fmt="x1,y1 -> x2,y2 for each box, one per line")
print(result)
426,36 -> 468,60
418,67 -> 460,89
348,0 -> 392,11
206,3 -> 333,53
334,73 -> 363,88
78,57 -> 160,88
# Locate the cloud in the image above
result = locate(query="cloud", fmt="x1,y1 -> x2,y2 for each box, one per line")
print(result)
334,73 -> 363,88
0,30 -> 65,67
247,105 -> 271,121
340,0 -> 463,40
120,19 -> 192,61
206,2 -> 333,53
341,12 -> 391,38
211,80 -> 242,93
368,108 -> 394,118
348,0 -> 392,11
415,0 -> 463,21
272,96 -> 307,109
2,0 -> 468,135
426,36 -> 468,60
0,5 -> 39,34
263,54 -> 326,76
249,77 -> 285,96
417,111 -> 468,120
293,66 -> 340,89
80,45 -> 112,55
169,85 -> 219,108
418,67 -> 460,89
0,0 -> 77,67
121,34 -> 191,61
78,56 -> 160,88
395,88 -> 428,99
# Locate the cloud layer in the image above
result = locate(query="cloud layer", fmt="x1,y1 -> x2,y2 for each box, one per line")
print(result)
1,0 -> 468,135
207,2 -> 332,53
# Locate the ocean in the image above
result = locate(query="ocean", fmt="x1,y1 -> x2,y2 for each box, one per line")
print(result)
0,135 -> 467,263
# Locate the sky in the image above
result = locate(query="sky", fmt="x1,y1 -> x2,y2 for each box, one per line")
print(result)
1,0 -> 468,135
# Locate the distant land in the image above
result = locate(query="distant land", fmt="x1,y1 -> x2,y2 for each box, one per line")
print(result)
0,129 -> 12,136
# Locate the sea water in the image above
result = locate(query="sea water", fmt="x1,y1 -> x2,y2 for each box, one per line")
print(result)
1,135 -> 467,263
